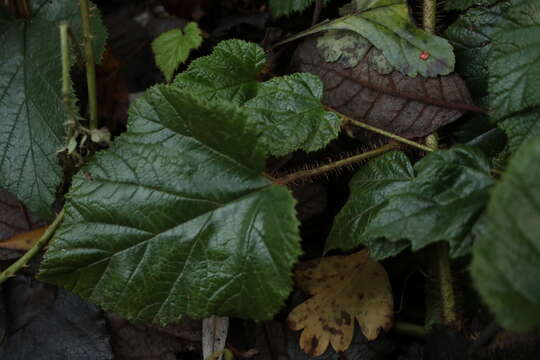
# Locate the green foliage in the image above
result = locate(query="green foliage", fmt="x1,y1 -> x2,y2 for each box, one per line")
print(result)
39,86 -> 301,323
0,0 -> 107,219
471,136 -> 540,331
326,146 -> 493,259
152,22 -> 202,82
269,0 -> 330,17
285,0 -> 455,77
245,73 -> 341,156
444,1 -> 508,99
173,39 -> 266,104
444,0 -> 499,11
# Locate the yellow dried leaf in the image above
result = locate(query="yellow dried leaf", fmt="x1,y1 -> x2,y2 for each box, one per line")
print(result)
0,226 -> 47,251
287,250 -> 393,356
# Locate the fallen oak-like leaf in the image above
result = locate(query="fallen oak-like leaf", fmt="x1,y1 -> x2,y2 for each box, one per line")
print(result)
0,226 -> 47,251
287,250 -> 393,356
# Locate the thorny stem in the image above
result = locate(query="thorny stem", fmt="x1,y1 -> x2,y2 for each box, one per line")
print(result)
79,0 -> 99,129
60,22 -> 78,139
276,143 -> 397,185
0,210 -> 65,285
328,107 -> 434,153
423,0 -> 458,327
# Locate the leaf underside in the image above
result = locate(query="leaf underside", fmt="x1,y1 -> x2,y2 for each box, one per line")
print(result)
293,36 -> 472,139
0,0 -> 107,219
326,146 -> 493,260
39,87 -> 301,323
472,136 -> 540,331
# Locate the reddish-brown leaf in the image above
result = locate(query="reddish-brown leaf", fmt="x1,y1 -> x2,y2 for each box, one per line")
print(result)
292,36 -> 476,139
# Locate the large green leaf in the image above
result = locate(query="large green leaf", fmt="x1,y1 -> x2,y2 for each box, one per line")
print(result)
151,22 -> 202,82
489,0 -> 540,122
471,136 -> 540,331
245,73 -> 341,156
444,1 -> 508,99
269,0 -> 330,17
173,39 -> 266,104
38,86 -> 301,323
326,146 -> 493,260
0,0 -> 107,219
284,0 -> 454,77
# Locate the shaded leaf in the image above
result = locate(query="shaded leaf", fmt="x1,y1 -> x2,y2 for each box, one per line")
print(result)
0,276 -> 112,360
269,0 -> 330,17
444,1 -> 509,99
0,188 -> 45,242
326,146 -> 493,260
38,86 -> 301,323
286,0 -> 455,77
445,0 -> 499,11
245,73 -> 341,156
489,0 -> 540,122
471,136 -> 540,331
152,22 -> 202,82
0,0 -> 107,219
287,250 -> 393,356
173,39 -> 266,104
499,112 -> 540,153
293,35 -> 473,139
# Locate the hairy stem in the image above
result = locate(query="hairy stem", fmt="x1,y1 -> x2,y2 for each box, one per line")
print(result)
60,22 -> 77,139
436,242 -> 457,325
0,210 -> 65,285
423,0 -> 437,33
328,107 -> 434,152
79,0 -> 98,129
276,143 -> 396,184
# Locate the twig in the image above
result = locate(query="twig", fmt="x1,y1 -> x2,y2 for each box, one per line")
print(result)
436,242 -> 457,325
311,0 -> 322,26
394,321 -> 428,338
79,0 -> 99,129
0,210 -> 65,285
328,107 -> 434,153
276,143 -> 396,184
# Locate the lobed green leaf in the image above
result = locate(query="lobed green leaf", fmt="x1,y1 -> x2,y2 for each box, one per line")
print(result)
38,86 -> 301,323
326,146 -> 493,259
471,136 -> 540,331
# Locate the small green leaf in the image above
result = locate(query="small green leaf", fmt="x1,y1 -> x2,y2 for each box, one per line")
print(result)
285,0 -> 454,77
326,146 -> 493,260
245,73 -> 341,156
269,0 -> 330,17
471,136 -> 540,331
39,86 -> 301,323
173,39 -> 266,104
152,22 -> 202,82
0,0 -> 107,219
489,0 -> 540,122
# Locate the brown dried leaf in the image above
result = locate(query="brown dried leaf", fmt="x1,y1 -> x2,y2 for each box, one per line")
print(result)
287,250 -> 393,356
0,226 -> 47,251
292,35 -> 475,138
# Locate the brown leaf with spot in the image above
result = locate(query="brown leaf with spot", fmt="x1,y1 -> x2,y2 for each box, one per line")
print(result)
287,250 -> 393,356
0,226 -> 47,251
292,35 -> 478,139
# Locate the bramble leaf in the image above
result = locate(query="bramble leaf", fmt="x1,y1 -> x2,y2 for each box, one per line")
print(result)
38,86 -> 301,323
0,0 -> 107,219
326,146 -> 493,259
285,0 -> 454,77
245,73 -> 341,156
287,250 -> 393,356
173,39 -> 266,104
471,136 -> 540,331
152,22 -> 202,82
489,0 -> 540,121
444,0 -> 499,11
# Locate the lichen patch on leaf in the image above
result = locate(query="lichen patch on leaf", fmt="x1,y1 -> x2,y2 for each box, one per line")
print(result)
287,250 -> 393,356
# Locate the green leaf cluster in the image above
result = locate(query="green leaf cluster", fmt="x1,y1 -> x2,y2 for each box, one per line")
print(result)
269,0 -> 331,17
0,0 -> 107,219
